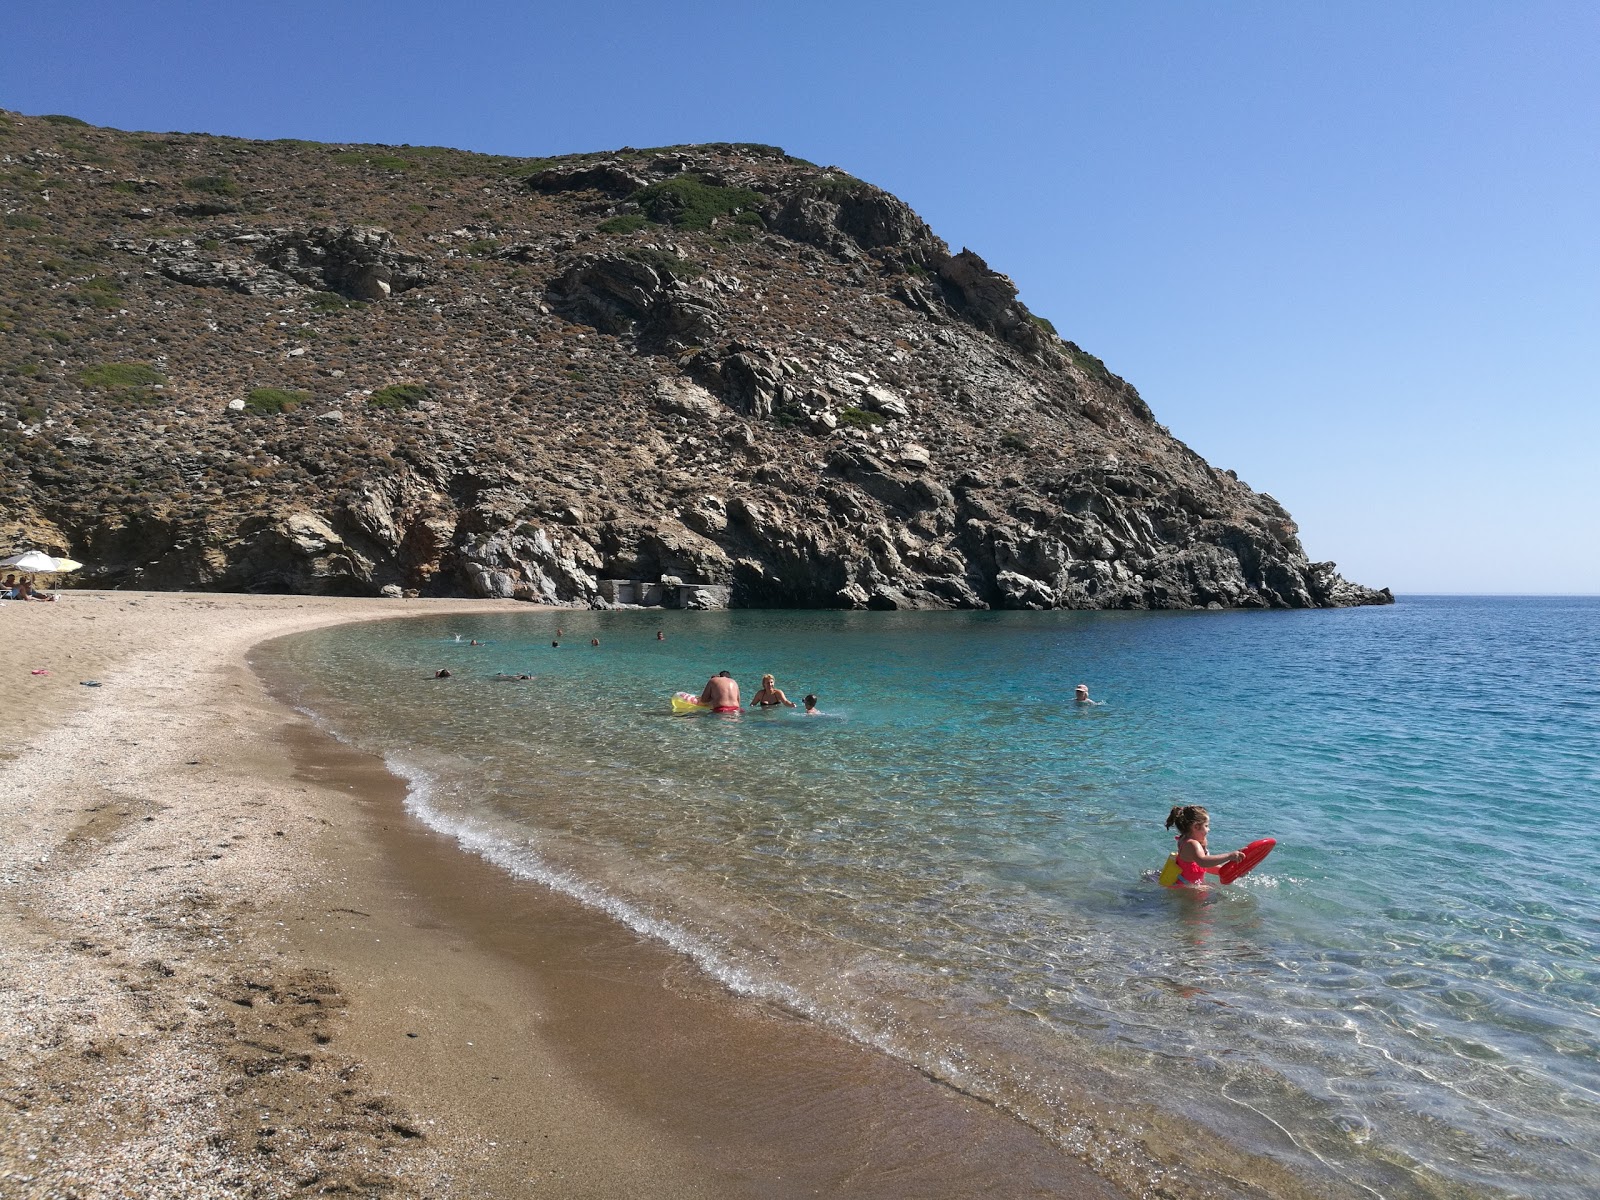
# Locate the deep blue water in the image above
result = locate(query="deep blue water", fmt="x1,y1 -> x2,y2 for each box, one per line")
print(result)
261,596 -> 1600,1198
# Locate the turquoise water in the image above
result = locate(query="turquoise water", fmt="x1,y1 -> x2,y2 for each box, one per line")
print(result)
260,597 -> 1600,1198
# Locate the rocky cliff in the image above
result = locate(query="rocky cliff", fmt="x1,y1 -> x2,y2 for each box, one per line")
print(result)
0,112 -> 1389,609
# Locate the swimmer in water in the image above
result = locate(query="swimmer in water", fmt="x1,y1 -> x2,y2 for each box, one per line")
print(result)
802,693 -> 820,715
1074,683 -> 1100,705
1164,805 -> 1244,886
751,674 -> 796,708
698,670 -> 741,714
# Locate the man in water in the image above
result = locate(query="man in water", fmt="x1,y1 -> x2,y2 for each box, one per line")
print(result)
699,670 -> 742,714
1075,683 -> 1100,705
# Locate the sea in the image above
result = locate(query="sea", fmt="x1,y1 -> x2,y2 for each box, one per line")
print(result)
257,595 -> 1600,1199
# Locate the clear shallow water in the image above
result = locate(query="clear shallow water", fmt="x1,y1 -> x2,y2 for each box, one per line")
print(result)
260,597 -> 1600,1198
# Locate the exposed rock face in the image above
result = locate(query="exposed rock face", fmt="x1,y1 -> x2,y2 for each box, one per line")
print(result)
258,226 -> 429,300
549,254 -> 722,349
109,225 -> 428,300
0,114 -> 1390,611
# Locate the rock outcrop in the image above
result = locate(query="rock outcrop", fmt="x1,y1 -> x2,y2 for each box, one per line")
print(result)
0,114 -> 1389,610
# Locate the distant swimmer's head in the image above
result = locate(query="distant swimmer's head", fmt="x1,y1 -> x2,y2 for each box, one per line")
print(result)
803,693 -> 818,711
1075,683 -> 1090,700
433,669 -> 452,679
1165,804 -> 1209,839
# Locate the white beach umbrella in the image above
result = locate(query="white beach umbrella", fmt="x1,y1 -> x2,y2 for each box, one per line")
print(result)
0,550 -> 81,572
1,550 -> 59,571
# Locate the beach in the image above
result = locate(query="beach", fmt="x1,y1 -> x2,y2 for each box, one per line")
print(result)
0,593 -> 1126,1200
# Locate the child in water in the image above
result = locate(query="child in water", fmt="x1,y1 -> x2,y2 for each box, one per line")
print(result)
1164,805 -> 1245,886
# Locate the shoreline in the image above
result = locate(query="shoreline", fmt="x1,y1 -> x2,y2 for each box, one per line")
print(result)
1,592 -> 1127,1198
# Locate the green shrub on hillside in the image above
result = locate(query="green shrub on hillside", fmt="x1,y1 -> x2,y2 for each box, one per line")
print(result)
837,406 -> 884,428
307,291 -> 363,313
41,114 -> 89,126
368,383 -> 429,410
631,175 -> 764,231
1028,312 -> 1058,336
244,387 -> 307,414
1065,342 -> 1112,383
719,211 -> 765,243
812,173 -> 866,196
4,213 -> 44,230
77,277 -> 122,309
597,214 -> 648,234
183,175 -> 240,196
999,429 -> 1032,452
81,362 -> 163,389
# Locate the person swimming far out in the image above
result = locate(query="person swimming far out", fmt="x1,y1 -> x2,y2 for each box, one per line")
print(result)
751,674 -> 796,708
1161,805 -> 1245,887
1074,683 -> 1101,705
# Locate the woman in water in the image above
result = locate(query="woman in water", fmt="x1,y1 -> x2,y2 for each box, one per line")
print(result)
1164,805 -> 1244,886
751,674 -> 796,709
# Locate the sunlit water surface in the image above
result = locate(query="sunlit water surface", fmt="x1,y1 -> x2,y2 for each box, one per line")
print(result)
260,597 -> 1600,1198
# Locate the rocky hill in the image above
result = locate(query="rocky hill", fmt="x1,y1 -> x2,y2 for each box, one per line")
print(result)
0,111 -> 1389,610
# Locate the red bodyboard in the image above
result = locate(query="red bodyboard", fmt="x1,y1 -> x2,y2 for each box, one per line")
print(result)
1218,838 -> 1275,884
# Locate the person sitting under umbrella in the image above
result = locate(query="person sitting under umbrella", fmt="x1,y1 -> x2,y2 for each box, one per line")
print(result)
16,576 -> 56,601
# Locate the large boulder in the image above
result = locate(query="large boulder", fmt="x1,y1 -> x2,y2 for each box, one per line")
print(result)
258,226 -> 429,300
527,161 -> 649,197
549,254 -> 722,349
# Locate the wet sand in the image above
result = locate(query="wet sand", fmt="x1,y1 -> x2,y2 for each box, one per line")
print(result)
0,592 -> 1129,1199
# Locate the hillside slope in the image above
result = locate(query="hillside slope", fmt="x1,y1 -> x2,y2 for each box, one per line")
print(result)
0,111 -> 1389,609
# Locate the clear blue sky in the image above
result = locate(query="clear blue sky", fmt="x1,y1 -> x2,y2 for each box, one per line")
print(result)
6,1 -> 1596,593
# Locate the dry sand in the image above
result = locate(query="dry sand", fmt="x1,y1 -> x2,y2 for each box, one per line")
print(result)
0,591 -> 1128,1199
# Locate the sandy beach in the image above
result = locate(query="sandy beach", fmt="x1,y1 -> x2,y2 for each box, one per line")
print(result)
0,592 -> 1129,1199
